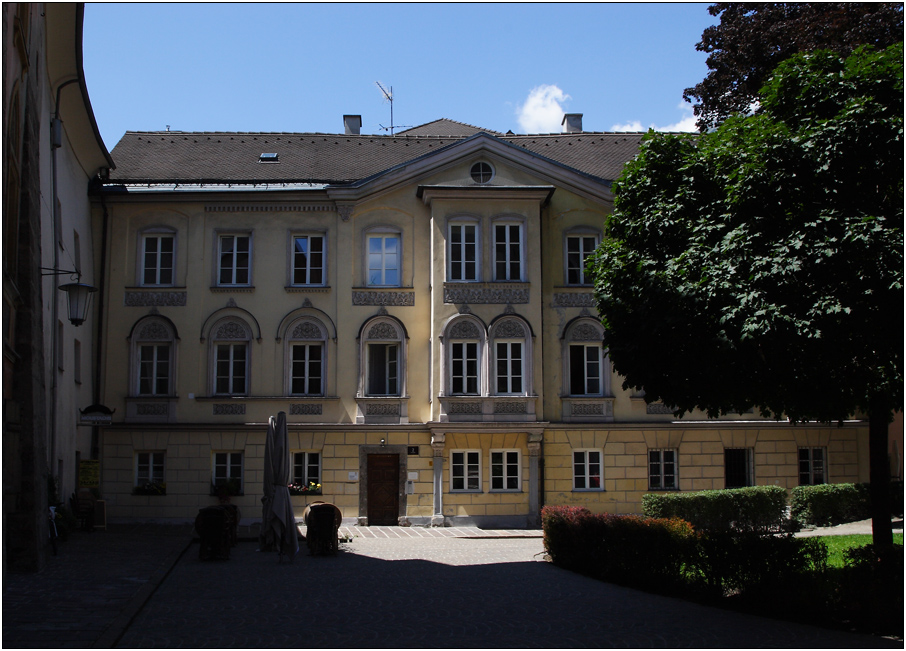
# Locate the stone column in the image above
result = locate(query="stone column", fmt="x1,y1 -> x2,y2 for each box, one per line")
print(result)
528,432 -> 543,527
430,432 -> 445,526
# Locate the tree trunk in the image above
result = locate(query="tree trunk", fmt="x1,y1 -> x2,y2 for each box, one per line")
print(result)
868,398 -> 893,550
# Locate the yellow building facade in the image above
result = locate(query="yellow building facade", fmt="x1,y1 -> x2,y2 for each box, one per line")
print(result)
92,119 -> 869,526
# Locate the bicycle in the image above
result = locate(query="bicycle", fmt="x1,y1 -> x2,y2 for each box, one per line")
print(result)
48,506 -> 59,556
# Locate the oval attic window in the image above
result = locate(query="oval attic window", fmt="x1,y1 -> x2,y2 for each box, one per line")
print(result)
470,161 -> 493,184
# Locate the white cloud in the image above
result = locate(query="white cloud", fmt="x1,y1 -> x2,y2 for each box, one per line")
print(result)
611,102 -> 698,133
516,85 -> 571,133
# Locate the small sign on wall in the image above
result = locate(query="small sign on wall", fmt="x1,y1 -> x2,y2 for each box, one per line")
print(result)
407,446 -> 419,455
407,471 -> 419,481
348,471 -> 358,482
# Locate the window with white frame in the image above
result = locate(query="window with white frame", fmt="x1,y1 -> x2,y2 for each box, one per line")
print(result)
573,449 -> 603,490
141,232 -> 175,286
218,233 -> 251,285
367,233 -> 400,287
291,234 -> 325,286
451,341 -> 480,395
212,451 -> 243,494
361,318 -> 406,397
130,316 -> 176,397
649,449 -> 677,490
292,451 -> 321,487
285,318 -> 326,396
135,451 -> 165,486
724,448 -> 754,488
493,222 -> 523,281
798,447 -> 826,485
491,318 -> 530,395
565,233 -> 598,285
210,319 -> 251,396
448,221 -> 479,281
569,344 -> 603,396
451,450 -> 481,491
490,450 -> 520,491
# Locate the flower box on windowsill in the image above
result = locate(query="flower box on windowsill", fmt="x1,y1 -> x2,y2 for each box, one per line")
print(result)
210,479 -> 243,498
288,482 -> 322,496
132,482 -> 167,496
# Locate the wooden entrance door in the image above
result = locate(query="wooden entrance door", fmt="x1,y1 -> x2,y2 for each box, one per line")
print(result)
367,454 -> 399,525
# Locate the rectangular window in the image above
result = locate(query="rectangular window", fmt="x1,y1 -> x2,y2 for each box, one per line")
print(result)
292,451 -> 321,486
213,451 -> 243,494
451,450 -> 481,491
495,341 -> 523,394
136,451 -> 165,485
449,223 -> 478,281
139,344 -> 171,395
142,234 -> 174,285
569,344 -> 601,395
451,341 -> 479,395
724,448 -> 753,488
367,343 -> 399,395
215,343 -> 247,395
490,450 -> 520,491
292,235 -> 324,285
566,235 -> 597,285
573,449 -> 603,490
367,235 -> 400,286
799,447 -> 827,486
649,449 -> 677,490
290,343 -> 323,395
494,223 -> 522,281
218,234 -> 250,285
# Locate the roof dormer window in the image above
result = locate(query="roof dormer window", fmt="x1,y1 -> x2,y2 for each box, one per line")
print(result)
259,153 -> 279,163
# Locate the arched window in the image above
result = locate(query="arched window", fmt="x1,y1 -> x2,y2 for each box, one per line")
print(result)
443,315 -> 487,396
210,318 -> 251,396
360,317 -> 406,397
285,317 -> 327,396
130,316 -> 177,396
563,319 -> 608,397
489,316 -> 532,396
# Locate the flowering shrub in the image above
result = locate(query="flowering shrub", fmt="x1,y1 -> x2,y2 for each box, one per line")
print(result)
288,481 -> 322,496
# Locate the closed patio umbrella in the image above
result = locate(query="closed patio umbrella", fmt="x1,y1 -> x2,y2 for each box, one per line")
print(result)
260,411 -> 299,559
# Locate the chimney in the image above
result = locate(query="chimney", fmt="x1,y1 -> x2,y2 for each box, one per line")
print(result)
344,115 -> 362,135
562,113 -> 583,133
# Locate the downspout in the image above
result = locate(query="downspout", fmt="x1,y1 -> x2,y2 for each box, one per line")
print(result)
49,77 -> 81,476
92,191 -> 110,459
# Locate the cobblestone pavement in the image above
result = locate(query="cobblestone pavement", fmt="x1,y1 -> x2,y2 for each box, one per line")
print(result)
3,521 -> 901,649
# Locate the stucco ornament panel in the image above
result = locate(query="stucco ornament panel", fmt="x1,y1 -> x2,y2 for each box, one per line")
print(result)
291,322 -> 323,340
138,322 -> 171,341
443,284 -> 529,304
352,291 -> 414,306
215,322 -> 250,340
553,293 -> 595,307
449,321 -> 480,339
213,404 -> 246,415
125,291 -> 187,307
494,319 -> 526,339
290,403 -> 323,415
570,324 -> 602,341
367,323 -> 399,340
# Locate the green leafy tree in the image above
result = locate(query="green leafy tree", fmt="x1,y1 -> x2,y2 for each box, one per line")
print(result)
590,44 -> 903,547
685,3 -> 903,131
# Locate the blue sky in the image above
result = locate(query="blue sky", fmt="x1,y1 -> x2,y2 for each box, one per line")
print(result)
83,3 -> 718,151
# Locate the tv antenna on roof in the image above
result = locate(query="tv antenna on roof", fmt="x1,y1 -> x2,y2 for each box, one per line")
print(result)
375,82 -> 411,135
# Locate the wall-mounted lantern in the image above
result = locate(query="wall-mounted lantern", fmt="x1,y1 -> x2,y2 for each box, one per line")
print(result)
41,269 -> 97,327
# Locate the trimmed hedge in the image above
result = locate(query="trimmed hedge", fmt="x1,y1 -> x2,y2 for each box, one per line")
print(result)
641,485 -> 788,533
542,505 -> 694,592
789,483 -> 871,526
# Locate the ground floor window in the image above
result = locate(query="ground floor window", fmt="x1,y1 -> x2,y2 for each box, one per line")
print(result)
648,448 -> 677,490
292,451 -> 321,489
135,451 -> 165,487
799,447 -> 827,485
724,448 -> 753,488
212,451 -> 243,495
490,450 -> 521,491
451,450 -> 481,491
573,449 -> 603,490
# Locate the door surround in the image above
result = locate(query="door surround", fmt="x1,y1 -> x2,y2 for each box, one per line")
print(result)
358,444 -> 407,525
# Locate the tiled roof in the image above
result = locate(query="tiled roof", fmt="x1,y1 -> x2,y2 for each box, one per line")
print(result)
396,118 -> 502,137
106,120 -> 646,186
